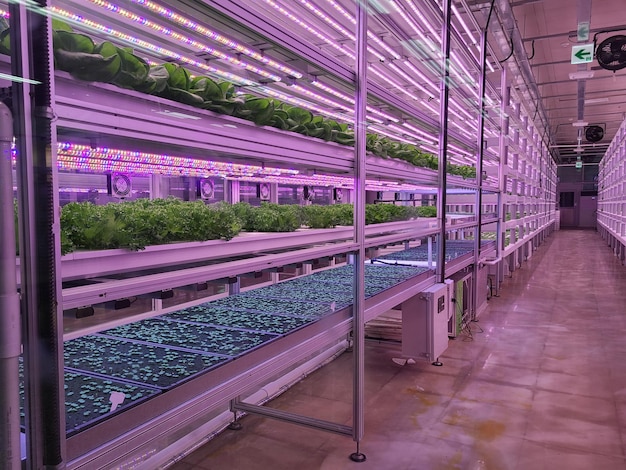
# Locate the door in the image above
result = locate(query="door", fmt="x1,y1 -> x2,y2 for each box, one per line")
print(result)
578,196 -> 597,228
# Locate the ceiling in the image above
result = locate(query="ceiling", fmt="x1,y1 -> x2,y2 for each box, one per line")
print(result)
487,0 -> 626,165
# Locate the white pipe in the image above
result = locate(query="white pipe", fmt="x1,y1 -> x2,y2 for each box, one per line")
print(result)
0,100 -> 21,470
140,340 -> 349,470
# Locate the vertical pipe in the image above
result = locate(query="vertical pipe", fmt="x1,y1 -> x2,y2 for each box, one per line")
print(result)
10,2 -> 65,467
437,0 -> 453,284
0,102 -> 20,470
352,0 -> 367,457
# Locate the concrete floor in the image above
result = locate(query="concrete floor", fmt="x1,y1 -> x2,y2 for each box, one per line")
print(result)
169,230 -> 626,470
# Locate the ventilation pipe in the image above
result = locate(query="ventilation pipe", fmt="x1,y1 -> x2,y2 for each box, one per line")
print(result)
0,101 -> 21,469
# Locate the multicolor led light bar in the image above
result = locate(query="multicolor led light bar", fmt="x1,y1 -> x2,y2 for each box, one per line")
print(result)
56,143 -> 300,179
53,143 -> 432,192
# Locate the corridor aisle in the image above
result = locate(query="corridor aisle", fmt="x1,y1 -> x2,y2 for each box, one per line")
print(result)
170,230 -> 626,470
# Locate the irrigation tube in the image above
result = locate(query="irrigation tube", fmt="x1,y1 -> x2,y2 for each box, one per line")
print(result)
0,102 -> 21,470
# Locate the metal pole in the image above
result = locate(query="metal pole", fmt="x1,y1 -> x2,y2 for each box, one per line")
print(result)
498,66 -> 509,260
437,0 -> 453,284
10,1 -> 65,468
350,0 -> 367,463
471,24 -> 489,320
0,102 -> 21,470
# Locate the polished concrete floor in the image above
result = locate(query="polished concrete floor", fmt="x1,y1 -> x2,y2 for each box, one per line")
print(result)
169,230 -> 626,470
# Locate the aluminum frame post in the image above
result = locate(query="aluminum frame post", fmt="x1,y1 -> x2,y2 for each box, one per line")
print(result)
10,2 -> 65,468
437,0 -> 453,284
471,3 -> 494,321
498,66 -> 509,259
350,0 -> 367,463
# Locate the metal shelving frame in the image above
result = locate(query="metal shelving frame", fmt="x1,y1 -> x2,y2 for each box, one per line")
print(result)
598,119 -> 626,262
8,0 -> 559,468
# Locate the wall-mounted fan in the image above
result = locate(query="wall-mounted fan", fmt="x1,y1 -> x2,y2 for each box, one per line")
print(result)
303,185 -> 314,201
107,173 -> 132,198
585,125 -> 604,143
256,182 -> 271,200
596,35 -> 626,71
333,187 -> 343,202
196,179 -> 214,199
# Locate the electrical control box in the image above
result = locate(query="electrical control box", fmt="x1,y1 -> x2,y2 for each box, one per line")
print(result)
401,283 -> 451,362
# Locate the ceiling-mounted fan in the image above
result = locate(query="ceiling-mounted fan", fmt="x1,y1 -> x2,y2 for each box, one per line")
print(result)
585,125 -> 604,143
595,35 -> 626,71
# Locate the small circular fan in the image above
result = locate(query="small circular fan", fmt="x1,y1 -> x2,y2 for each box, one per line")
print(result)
585,125 -> 604,143
596,35 -> 626,71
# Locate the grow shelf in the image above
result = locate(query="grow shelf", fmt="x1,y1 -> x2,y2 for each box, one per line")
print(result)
100,317 -> 278,357
64,335 -> 230,390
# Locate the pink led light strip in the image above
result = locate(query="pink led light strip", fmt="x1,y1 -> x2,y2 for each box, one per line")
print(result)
323,0 -> 401,60
88,0 -> 282,82
130,0 -> 302,79
50,6 -> 257,86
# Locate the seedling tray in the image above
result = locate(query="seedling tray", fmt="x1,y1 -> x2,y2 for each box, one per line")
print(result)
211,296 -> 333,318
164,304 -> 313,335
64,335 -> 229,390
101,318 -> 277,357
19,359 -> 159,436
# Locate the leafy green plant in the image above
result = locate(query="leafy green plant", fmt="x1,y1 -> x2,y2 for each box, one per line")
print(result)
242,203 -> 301,232
0,20 -> 478,178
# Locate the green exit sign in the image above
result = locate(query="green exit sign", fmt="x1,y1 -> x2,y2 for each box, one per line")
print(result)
575,161 -> 583,169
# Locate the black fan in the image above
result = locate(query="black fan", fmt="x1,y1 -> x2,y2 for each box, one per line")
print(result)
596,35 -> 626,71
585,125 -> 604,143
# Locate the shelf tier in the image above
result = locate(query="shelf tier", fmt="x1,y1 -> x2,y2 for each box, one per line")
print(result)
59,219 -> 441,310
54,73 -> 477,187
66,268 -> 436,463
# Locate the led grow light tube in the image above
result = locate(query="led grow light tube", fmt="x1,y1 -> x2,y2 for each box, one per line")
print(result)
131,0 -> 303,78
259,0 -> 356,60
309,80 -> 399,123
387,62 -> 432,96
50,6 -> 257,86
387,124 -> 437,145
390,0 -> 438,55
322,0 -> 401,60
87,0 -> 282,82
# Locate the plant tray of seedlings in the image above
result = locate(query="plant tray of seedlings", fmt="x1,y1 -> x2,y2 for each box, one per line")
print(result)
211,295 -> 334,318
240,282 -> 354,306
63,370 -> 160,435
164,304 -> 313,335
101,318 -> 277,357
18,358 -> 159,436
64,335 -> 229,390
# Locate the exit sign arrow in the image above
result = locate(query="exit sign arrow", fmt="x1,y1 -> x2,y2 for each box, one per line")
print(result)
574,49 -> 591,60
571,43 -> 594,64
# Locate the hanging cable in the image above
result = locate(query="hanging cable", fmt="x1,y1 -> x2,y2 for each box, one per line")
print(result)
527,39 -> 535,60
499,33 -> 514,63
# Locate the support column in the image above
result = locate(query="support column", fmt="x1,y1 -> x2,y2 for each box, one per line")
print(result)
436,0 -> 453,283
11,1 -> 65,468
350,0 -> 367,463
